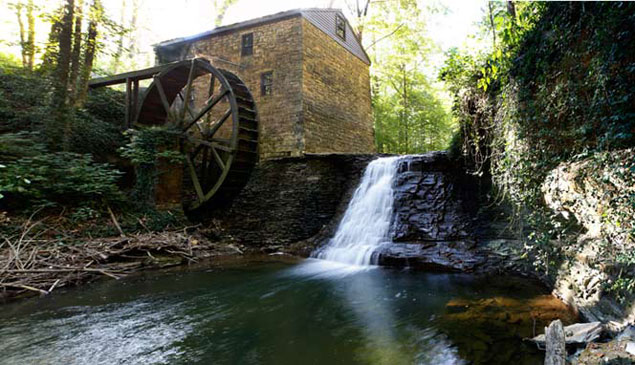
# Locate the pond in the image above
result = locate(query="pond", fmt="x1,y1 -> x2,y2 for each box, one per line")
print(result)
0,257 -> 576,364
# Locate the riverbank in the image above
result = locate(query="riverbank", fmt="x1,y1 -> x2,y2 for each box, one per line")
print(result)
0,215 -> 247,303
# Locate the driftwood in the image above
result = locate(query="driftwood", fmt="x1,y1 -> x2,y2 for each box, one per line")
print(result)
0,217 -> 220,300
544,320 -> 566,365
532,321 -> 603,346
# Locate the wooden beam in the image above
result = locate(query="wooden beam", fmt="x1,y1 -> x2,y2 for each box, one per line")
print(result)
125,78 -> 131,128
131,79 -> 139,127
185,155 -> 205,202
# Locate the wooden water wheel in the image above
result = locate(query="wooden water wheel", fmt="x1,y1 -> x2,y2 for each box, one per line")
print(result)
89,58 -> 259,213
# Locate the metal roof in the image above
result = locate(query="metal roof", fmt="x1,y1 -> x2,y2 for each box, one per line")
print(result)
154,8 -> 370,65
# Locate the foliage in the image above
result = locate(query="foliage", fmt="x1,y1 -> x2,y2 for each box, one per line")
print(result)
119,127 -> 183,208
0,58 -> 127,211
0,63 -> 124,157
360,0 -> 455,154
441,1 -> 635,288
0,146 -> 123,207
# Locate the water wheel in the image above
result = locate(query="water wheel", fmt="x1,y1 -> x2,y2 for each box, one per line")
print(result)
135,58 -> 259,213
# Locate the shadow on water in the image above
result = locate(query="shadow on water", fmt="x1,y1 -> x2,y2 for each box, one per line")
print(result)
0,258 -> 576,365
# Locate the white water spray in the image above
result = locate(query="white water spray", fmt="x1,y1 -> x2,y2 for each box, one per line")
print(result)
314,156 -> 401,266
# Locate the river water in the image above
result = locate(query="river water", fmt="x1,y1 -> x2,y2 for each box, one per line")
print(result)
0,257 -> 575,365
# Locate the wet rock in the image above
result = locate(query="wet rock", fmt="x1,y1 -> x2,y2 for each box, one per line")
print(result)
391,152 -> 478,243
377,241 -> 489,272
575,339 -> 635,364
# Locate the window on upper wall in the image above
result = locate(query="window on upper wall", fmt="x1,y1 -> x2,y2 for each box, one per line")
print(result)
335,14 -> 346,40
241,33 -> 253,56
261,71 -> 273,96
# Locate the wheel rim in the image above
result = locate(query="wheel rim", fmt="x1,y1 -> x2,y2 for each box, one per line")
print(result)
136,58 -> 258,212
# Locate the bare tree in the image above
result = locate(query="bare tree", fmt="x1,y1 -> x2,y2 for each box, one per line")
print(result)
344,0 -> 371,40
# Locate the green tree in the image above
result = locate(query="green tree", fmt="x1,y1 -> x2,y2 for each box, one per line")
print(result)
364,0 -> 454,154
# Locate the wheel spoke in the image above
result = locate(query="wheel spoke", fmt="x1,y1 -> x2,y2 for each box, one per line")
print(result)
179,59 -> 197,125
184,135 -> 233,153
190,144 -> 205,160
210,146 -> 225,170
200,146 -> 209,186
182,89 -> 229,132
153,76 -> 172,117
210,137 -> 231,145
185,155 -> 205,202
208,74 -> 216,99
206,108 -> 232,138
178,91 -> 196,120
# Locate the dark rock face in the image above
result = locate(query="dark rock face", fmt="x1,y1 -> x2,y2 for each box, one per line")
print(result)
377,241 -> 489,272
217,151 -> 523,275
217,154 -> 375,246
376,152 -> 519,274
390,152 -> 477,243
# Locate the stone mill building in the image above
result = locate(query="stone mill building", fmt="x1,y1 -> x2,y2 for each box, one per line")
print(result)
154,8 -> 375,160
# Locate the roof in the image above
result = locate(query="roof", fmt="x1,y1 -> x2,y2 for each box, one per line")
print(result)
154,8 -> 371,65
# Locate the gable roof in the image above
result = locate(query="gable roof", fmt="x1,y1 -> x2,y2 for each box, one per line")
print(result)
154,8 -> 371,65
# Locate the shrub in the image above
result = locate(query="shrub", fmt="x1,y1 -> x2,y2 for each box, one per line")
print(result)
0,150 -> 123,208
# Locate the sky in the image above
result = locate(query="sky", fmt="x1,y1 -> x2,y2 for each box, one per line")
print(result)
0,0 -> 487,77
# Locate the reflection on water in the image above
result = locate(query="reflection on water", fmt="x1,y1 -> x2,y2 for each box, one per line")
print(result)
289,259 -> 465,364
0,259 -> 574,364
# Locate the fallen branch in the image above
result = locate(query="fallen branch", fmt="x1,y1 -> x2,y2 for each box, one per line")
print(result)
107,205 -> 125,237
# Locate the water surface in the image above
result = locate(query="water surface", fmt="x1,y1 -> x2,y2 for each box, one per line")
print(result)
0,258 -> 575,364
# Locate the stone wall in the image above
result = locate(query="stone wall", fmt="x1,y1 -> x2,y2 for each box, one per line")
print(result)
301,19 -> 375,154
216,154 -> 374,247
184,17 -> 305,160
163,15 -> 375,160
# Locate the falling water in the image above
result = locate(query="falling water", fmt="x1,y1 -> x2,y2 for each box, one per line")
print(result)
314,156 -> 401,266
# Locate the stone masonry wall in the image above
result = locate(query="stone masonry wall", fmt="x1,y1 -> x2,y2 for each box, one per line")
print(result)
185,17 -> 304,160
301,19 -> 375,154
217,154 -> 374,246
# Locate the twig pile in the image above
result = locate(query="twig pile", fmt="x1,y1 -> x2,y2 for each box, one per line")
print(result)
0,215 -> 223,300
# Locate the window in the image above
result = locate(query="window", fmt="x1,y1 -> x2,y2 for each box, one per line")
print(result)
241,33 -> 253,56
335,14 -> 346,40
261,71 -> 273,96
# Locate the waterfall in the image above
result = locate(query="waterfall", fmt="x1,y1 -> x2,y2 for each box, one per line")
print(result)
313,156 -> 400,266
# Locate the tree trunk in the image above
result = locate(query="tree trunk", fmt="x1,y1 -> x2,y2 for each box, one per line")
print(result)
76,0 -> 100,106
41,7 -> 62,72
54,0 -> 74,150
26,0 -> 35,71
126,0 -> 138,67
69,0 -> 83,104
402,66 -> 409,153
354,0 -> 371,41
111,0 -> 126,73
14,2 -> 27,68
488,1 -> 496,48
